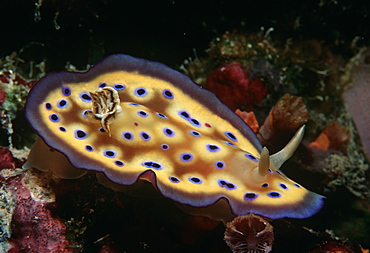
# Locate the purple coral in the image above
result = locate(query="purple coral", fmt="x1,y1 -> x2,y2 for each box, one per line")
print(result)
224,213 -> 274,253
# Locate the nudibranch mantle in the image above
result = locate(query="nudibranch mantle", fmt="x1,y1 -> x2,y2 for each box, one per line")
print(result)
25,54 -> 324,220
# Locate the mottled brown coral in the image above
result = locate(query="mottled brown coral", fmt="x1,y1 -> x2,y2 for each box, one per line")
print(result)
224,213 -> 274,253
258,94 -> 310,152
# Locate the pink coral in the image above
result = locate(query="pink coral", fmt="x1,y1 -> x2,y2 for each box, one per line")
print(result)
0,87 -> 6,106
0,147 -> 16,169
206,62 -> 267,111
7,173 -> 73,252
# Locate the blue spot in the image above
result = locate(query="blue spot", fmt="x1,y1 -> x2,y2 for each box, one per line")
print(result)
163,128 -> 175,137
75,130 -> 87,139
294,183 -> 301,188
268,192 -> 281,198
57,99 -> 68,108
80,92 -> 92,102
215,161 -> 225,169
190,130 -> 201,137
156,112 -> 167,119
180,153 -> 193,162
142,162 -> 151,168
128,103 -> 141,107
190,118 -> 201,127
262,183 -> 269,188
85,145 -> 94,151
59,126 -> 66,132
268,169 -> 273,173
161,144 -> 169,150
140,131 -> 150,141
163,89 -> 174,99
122,132 -> 133,140
104,150 -> 116,158
280,183 -> 288,190
169,176 -> 180,183
62,86 -> 71,96
113,84 -> 125,90
207,144 -> 220,152
45,102 -> 52,110
114,160 -> 124,167
244,193 -> 258,200
99,128 -> 106,133
49,114 -> 60,122
99,82 -> 107,88
179,111 -> 190,119
218,180 -> 236,190
225,131 -> 238,142
225,141 -> 236,147
135,87 -> 147,97
137,110 -> 148,117
82,110 -> 89,118
142,161 -> 162,170
189,177 -> 202,184
151,162 -> 162,169
245,154 -> 259,162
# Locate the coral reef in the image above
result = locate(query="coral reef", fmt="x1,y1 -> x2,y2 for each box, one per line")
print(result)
1,13 -> 370,251
181,29 -> 370,250
0,53 -> 41,148
224,213 -> 274,253
321,153 -> 370,200
3,168 -> 73,252
181,30 -> 281,107
0,182 -> 16,252
0,147 -> 72,252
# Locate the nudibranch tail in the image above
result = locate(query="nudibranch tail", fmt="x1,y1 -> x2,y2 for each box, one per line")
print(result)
24,54 -> 324,222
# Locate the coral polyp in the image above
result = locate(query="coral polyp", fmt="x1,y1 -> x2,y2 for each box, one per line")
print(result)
224,213 -> 274,253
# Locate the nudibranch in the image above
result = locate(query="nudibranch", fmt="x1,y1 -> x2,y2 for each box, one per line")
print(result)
24,54 -> 324,221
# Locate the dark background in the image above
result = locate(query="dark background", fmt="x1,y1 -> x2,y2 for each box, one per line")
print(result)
1,0 -> 369,71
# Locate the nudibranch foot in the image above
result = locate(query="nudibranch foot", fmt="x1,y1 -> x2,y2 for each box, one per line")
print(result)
23,137 -> 87,179
24,54 -> 325,221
